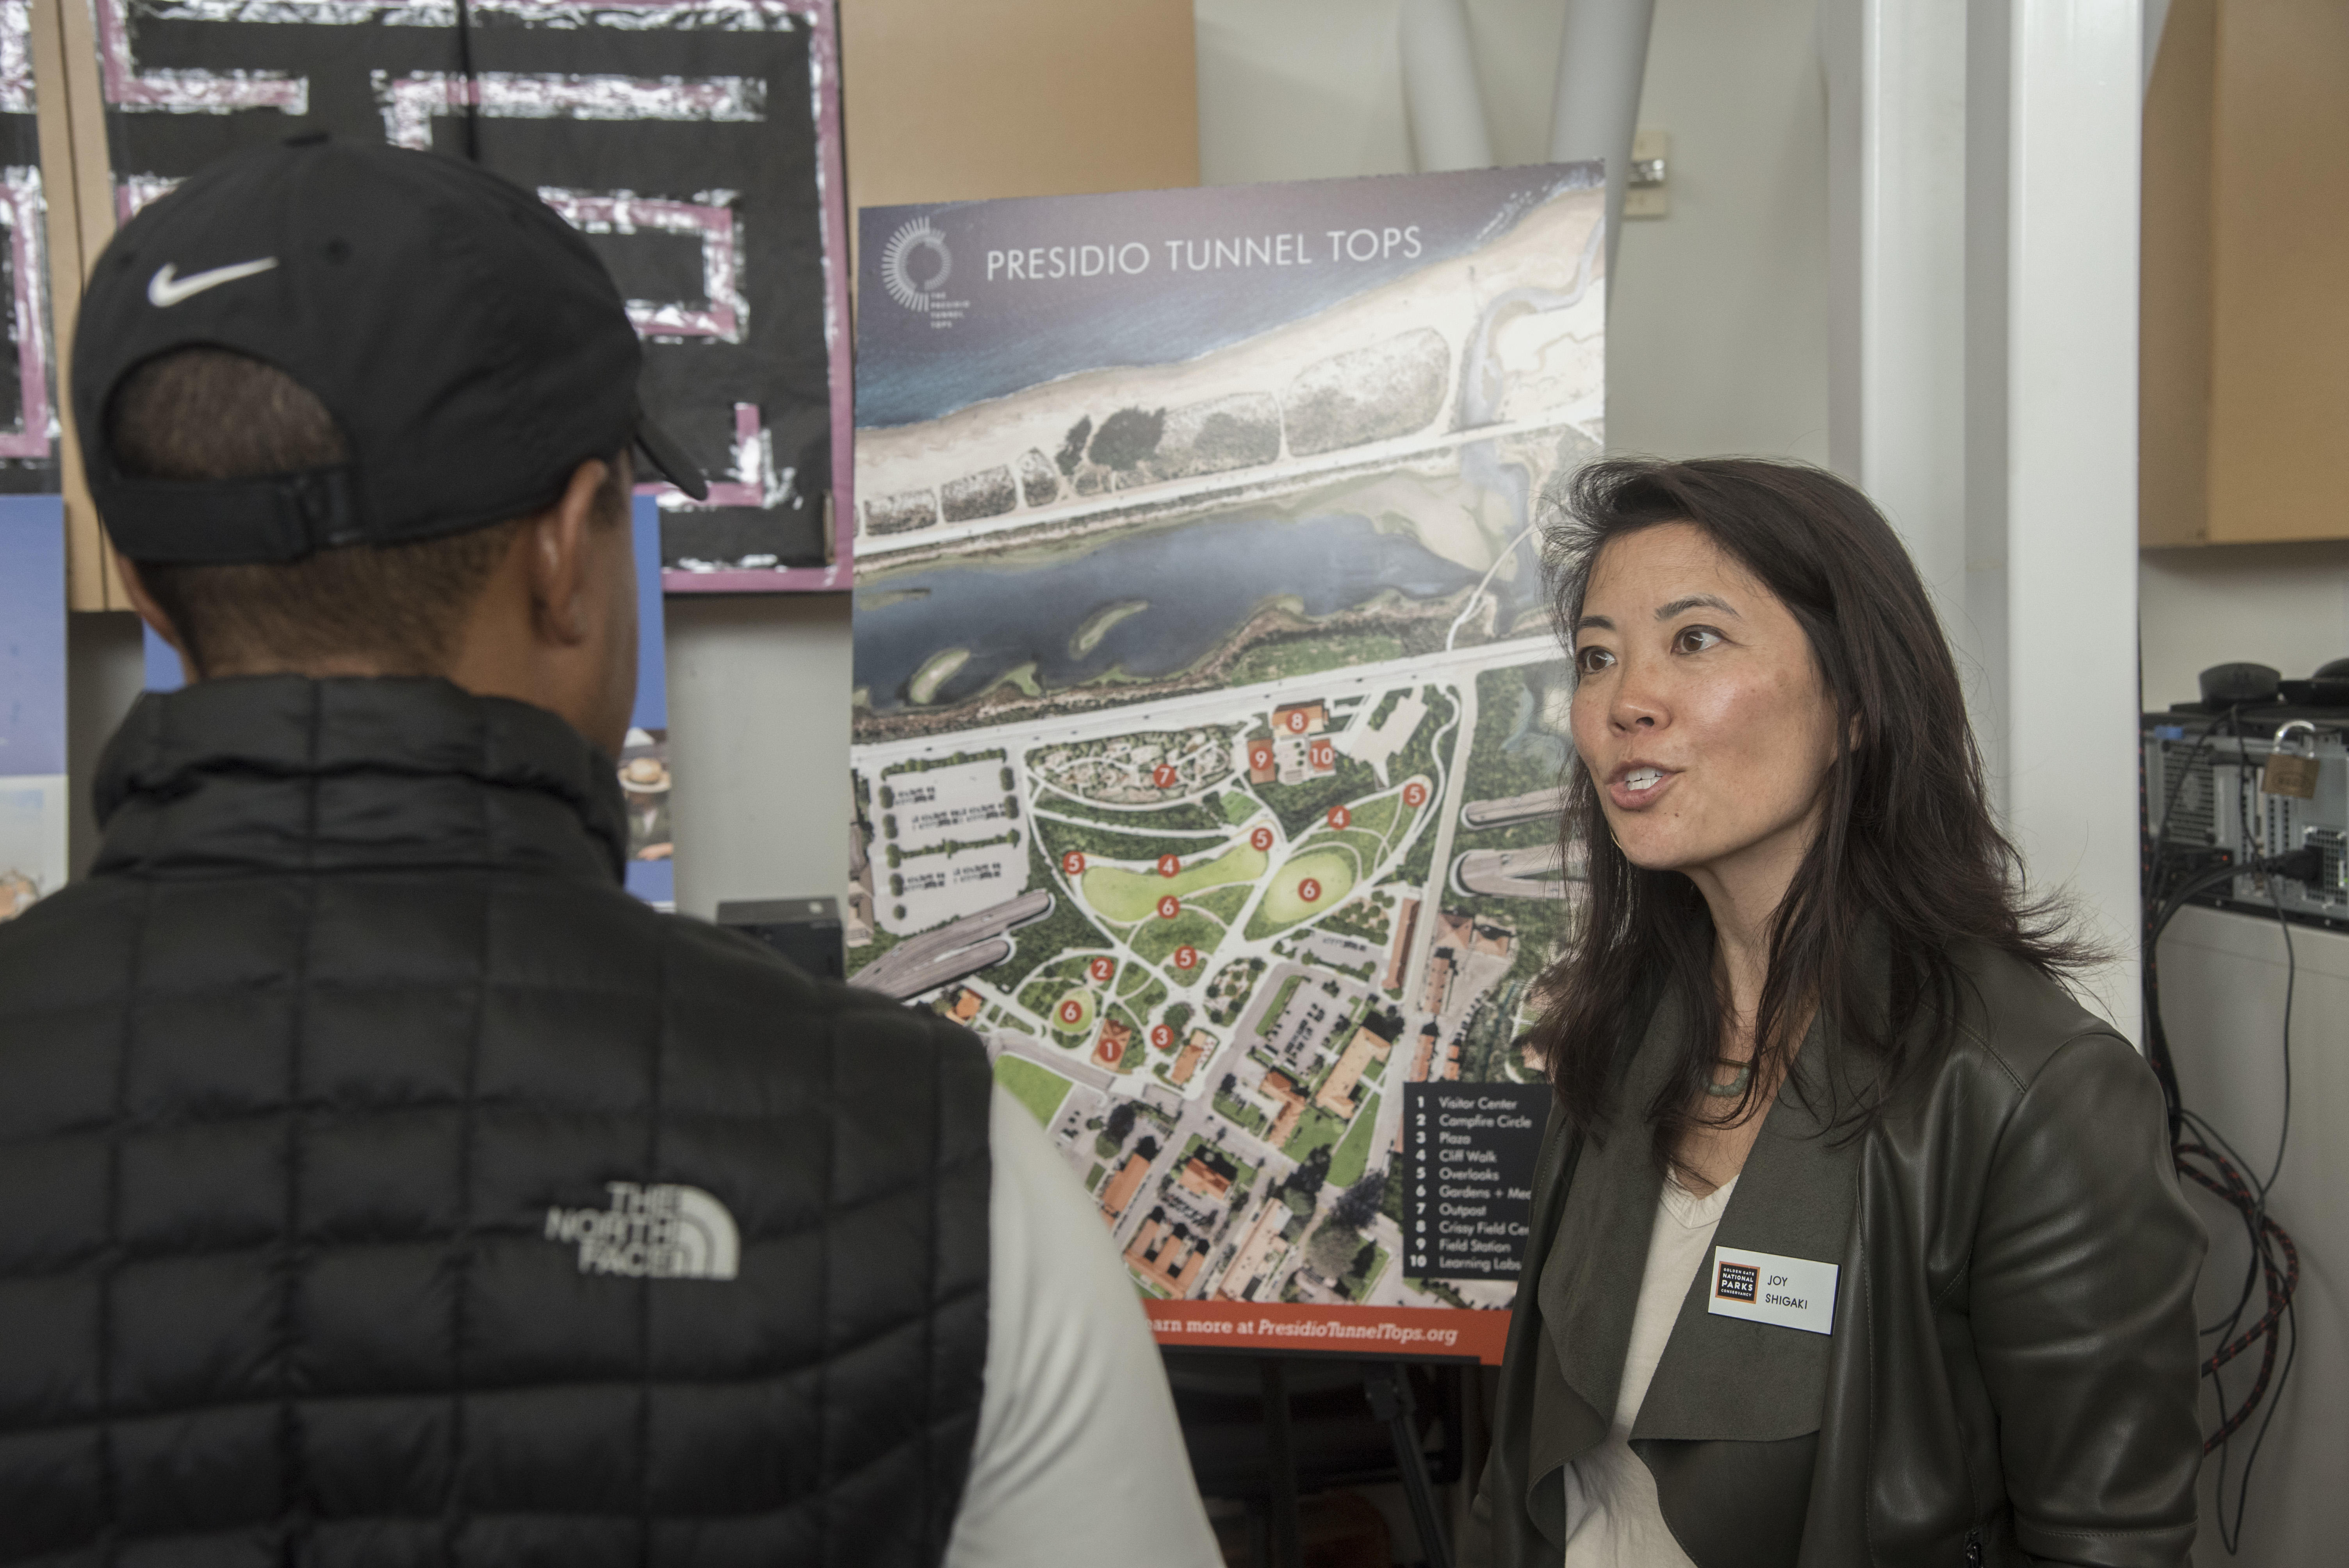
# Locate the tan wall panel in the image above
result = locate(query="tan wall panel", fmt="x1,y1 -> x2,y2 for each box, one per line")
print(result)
840,0 -> 1198,213
32,0 -> 126,610
2206,0 -> 2349,543
2139,0 -> 2213,547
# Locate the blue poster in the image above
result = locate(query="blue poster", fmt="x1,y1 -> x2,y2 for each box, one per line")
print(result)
0,496 -> 66,923
618,494 -> 676,910
145,495 -> 677,909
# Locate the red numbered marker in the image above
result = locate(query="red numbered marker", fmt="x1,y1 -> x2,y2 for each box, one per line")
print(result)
1157,895 -> 1181,920
1150,1024 -> 1174,1050
1250,826 -> 1274,852
1157,853 -> 1182,878
1308,739 -> 1334,769
1174,945 -> 1199,971
1249,741 -> 1274,772
1087,956 -> 1116,984
1298,878 -> 1322,903
1061,851 -> 1086,876
1057,999 -> 1084,1026
1327,805 -> 1351,830
1285,709 -> 1310,734
1152,764 -> 1178,788
1403,781 -> 1428,808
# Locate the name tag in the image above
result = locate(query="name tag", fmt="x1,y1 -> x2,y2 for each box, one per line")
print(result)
1707,1244 -> 1838,1335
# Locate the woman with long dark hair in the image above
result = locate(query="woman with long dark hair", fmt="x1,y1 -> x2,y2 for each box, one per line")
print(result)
1466,459 -> 2203,1568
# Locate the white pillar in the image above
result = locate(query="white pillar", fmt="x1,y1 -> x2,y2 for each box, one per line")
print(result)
1400,0 -> 1493,173
1998,0 -> 2144,1033
1830,0 -> 2143,1034
1548,0 -> 1656,276
1823,0 -> 1971,640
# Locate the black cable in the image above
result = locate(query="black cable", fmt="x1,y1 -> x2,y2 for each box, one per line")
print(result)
2222,1294 -> 2298,1556
2232,730 -> 2296,1203
2139,713 -> 2303,1554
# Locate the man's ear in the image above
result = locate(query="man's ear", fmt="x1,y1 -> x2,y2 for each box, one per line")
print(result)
113,553 -> 200,685
526,457 -> 617,648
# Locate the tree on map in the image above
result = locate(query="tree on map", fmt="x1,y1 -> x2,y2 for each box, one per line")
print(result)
1088,406 -> 1165,472
1056,415 -> 1092,476
1330,1173 -> 1384,1232
1306,1218 -> 1364,1283
1134,1135 -> 1161,1164
1104,1102 -> 1137,1145
1286,1144 -> 1331,1205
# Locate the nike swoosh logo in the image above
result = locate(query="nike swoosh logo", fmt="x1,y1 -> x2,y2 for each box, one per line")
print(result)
147,257 -> 278,307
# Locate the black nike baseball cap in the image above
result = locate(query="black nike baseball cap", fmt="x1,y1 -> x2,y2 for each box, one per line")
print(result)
72,134 -> 708,565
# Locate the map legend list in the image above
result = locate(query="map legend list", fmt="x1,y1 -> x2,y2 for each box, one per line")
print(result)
1403,1083 -> 1548,1280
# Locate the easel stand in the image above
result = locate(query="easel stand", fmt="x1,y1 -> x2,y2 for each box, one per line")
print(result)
1248,1356 -> 1456,1568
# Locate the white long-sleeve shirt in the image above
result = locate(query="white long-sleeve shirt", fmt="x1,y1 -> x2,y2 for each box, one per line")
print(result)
943,1086 -> 1224,1568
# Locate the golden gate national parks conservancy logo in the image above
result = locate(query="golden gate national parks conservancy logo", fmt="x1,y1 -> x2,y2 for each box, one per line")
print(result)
545,1182 -> 740,1280
880,216 -> 968,325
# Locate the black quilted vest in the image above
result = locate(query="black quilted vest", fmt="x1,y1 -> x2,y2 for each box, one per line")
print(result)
0,677 -> 991,1567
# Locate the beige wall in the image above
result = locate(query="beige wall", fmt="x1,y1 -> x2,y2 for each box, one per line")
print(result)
842,0 -> 1197,209
2139,0 -> 2212,549
2205,0 -> 2349,544
2140,0 -> 2349,547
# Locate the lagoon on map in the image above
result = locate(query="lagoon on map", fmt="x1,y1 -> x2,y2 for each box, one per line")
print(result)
853,513 -> 1517,714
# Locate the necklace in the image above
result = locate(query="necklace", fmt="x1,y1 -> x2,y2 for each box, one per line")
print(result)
1703,1059 -> 1752,1098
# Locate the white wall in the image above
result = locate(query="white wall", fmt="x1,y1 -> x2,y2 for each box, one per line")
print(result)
2141,543 -> 2349,711
1609,0 -> 1830,462
666,593 -> 853,917
1198,0 -> 1833,462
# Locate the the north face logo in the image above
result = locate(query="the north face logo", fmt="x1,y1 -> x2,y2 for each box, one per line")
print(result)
545,1182 -> 740,1280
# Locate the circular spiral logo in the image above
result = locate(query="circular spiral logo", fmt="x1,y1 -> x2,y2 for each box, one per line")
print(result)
881,218 -> 952,312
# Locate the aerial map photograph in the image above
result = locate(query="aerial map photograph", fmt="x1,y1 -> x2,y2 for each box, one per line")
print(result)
850,162 -> 1604,1338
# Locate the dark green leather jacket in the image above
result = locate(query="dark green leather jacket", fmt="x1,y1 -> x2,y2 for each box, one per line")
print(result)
1466,943 -> 2205,1568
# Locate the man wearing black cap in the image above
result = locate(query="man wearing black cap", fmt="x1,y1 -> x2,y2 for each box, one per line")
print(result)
0,137 -> 1220,1566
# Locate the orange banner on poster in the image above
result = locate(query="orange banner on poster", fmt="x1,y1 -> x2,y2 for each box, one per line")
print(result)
1144,1299 -> 1510,1365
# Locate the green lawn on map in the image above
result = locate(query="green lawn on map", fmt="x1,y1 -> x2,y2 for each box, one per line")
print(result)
1130,907 -> 1227,971
994,1055 -> 1074,1129
1186,882 -> 1254,923
1283,1103 -> 1347,1162
1246,849 -> 1359,937
1328,1091 -> 1383,1187
1048,988 -> 1097,1041
1081,843 -> 1268,923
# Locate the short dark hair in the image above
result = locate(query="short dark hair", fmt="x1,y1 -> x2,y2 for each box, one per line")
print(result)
1531,457 -> 2095,1168
109,348 -> 622,676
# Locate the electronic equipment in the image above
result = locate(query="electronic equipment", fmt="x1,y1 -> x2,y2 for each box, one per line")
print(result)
716,896 -> 846,980
2144,706 -> 2349,932
2198,661 -> 2282,707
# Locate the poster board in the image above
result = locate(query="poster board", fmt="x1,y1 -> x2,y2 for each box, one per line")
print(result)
848,166 -> 1603,1362
0,494 -> 65,921
0,1 -> 62,502
79,0 -> 851,589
